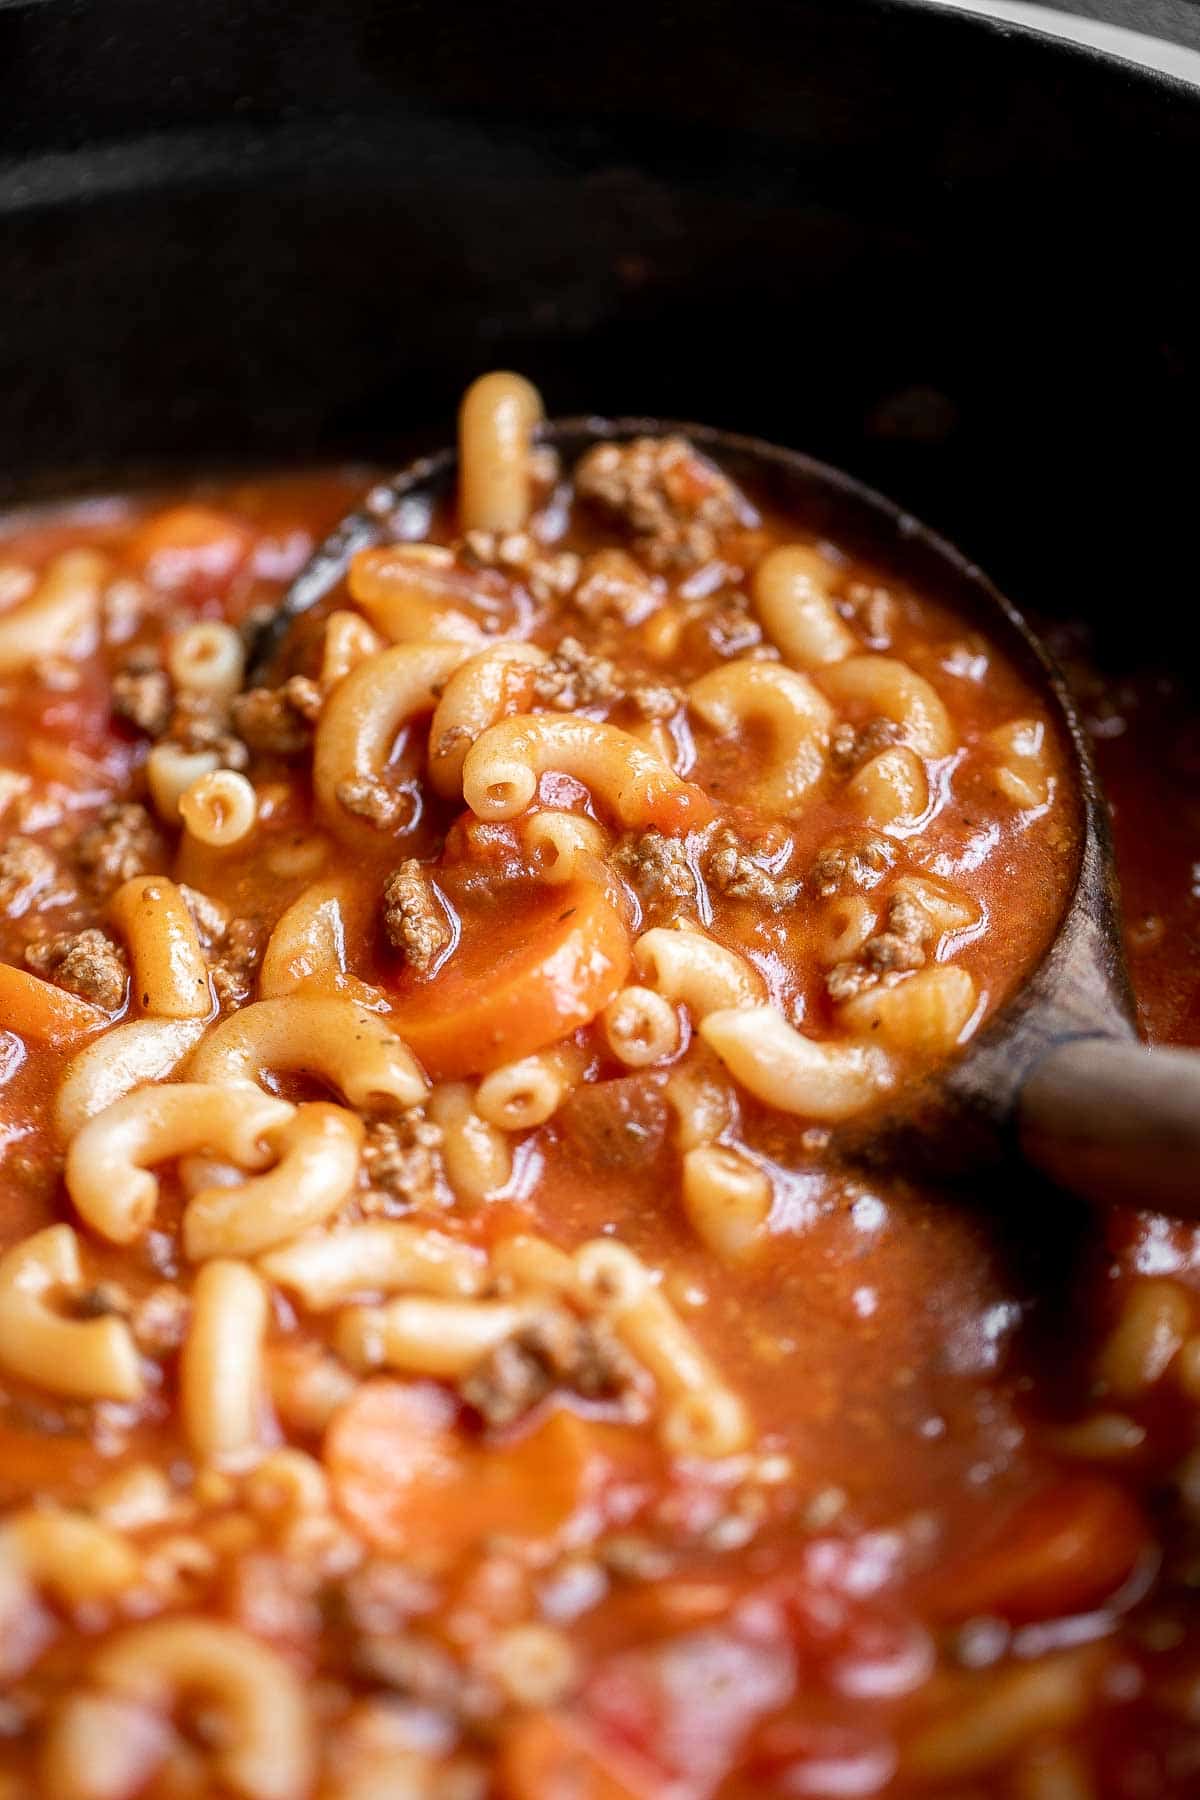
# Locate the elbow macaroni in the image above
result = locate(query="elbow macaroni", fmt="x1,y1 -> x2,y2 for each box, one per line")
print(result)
474,1046 -> 582,1130
463,714 -> 713,832
182,1101 -> 364,1261
458,370 -> 545,533
836,964 -> 978,1055
181,1261 -> 271,1463
751,543 -> 855,668
847,744 -> 930,829
109,876 -> 213,1019
258,877 -> 375,1000
320,606 -> 386,687
347,542 -> 490,645
178,768 -> 258,849
520,809 -> 610,885
700,1005 -> 894,1120
634,924 -> 765,1019
573,1239 -> 751,1458
681,1143 -> 773,1260
47,1617 -> 314,1800
336,1296 -> 534,1378
146,741 -> 222,823
0,549 -> 105,673
188,995 -> 427,1111
259,1221 -> 487,1309
54,1016 -> 208,1139
428,1081 -> 512,1202
0,1226 -> 143,1401
820,654 -> 955,758
688,659 -> 834,814
312,640 -> 474,836
428,642 -> 547,798
987,717 -> 1052,808
66,1082 -> 293,1244
603,985 -> 681,1067
166,620 -> 244,698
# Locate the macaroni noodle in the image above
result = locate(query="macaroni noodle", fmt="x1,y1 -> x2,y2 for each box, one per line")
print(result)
689,658 -> 834,813
463,713 -> 713,832
188,995 -> 428,1111
66,1082 -> 293,1243
109,875 -> 213,1019
700,1005 -> 895,1119
458,370 -> 545,533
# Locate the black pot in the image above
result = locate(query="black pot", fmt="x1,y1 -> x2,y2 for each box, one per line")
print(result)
1,0 -> 1197,653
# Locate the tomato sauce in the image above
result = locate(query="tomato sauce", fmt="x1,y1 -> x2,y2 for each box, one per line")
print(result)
0,421 -> 1194,1799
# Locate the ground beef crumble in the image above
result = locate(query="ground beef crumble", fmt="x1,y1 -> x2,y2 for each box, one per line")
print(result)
571,549 -> 661,625
844,581 -> 894,646
700,593 -> 764,659
458,529 -> 580,605
830,716 -> 904,776
354,1629 -> 471,1710
531,635 -> 680,722
810,832 -> 895,897
461,1307 -> 637,1429
178,883 -> 229,951
361,1112 -> 444,1214
382,861 -> 450,974
703,826 -> 802,911
232,677 -> 322,756
165,692 -> 249,770
111,648 -> 173,736
210,917 -> 265,1010
131,1284 -> 190,1355
75,803 -> 164,894
532,637 -> 622,712
176,884 -> 260,1008
575,436 -> 754,570
0,838 -> 60,918
612,829 -> 695,906
336,777 -> 412,832
628,678 -> 683,722
25,927 -> 128,1011
826,887 -> 933,1003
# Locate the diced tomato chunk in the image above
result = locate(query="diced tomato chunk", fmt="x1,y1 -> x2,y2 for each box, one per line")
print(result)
927,1478 -> 1149,1624
125,504 -> 253,598
748,1714 -> 898,1798
326,1381 -> 605,1565
500,1713 -> 667,1800
583,1629 -> 795,1792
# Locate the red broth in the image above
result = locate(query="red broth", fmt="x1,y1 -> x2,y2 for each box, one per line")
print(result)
0,393 -> 1193,1799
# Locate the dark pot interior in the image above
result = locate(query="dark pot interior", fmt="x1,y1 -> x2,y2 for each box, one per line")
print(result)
1,0 -> 1198,661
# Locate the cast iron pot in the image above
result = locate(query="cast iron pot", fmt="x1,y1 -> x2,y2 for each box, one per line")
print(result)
1,0 -> 1198,668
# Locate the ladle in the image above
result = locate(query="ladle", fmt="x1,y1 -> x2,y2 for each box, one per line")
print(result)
250,418 -> 1200,1217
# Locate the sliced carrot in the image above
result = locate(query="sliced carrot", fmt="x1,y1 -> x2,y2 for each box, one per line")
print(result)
929,1478 -> 1148,1624
325,1380 -> 602,1565
499,1712 -> 665,1800
388,879 -> 631,1077
0,962 -> 107,1046
124,504 -> 252,594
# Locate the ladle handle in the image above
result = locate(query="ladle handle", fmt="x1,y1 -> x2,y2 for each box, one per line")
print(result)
1018,1037 -> 1200,1215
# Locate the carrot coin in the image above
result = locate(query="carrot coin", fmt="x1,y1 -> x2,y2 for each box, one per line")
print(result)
389,880 -> 631,1077
326,1380 -> 602,1564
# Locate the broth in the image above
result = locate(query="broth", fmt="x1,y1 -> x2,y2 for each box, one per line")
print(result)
0,388 -> 1193,1798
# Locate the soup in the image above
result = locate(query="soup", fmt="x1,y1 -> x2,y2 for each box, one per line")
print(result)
0,374 -> 1191,1798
